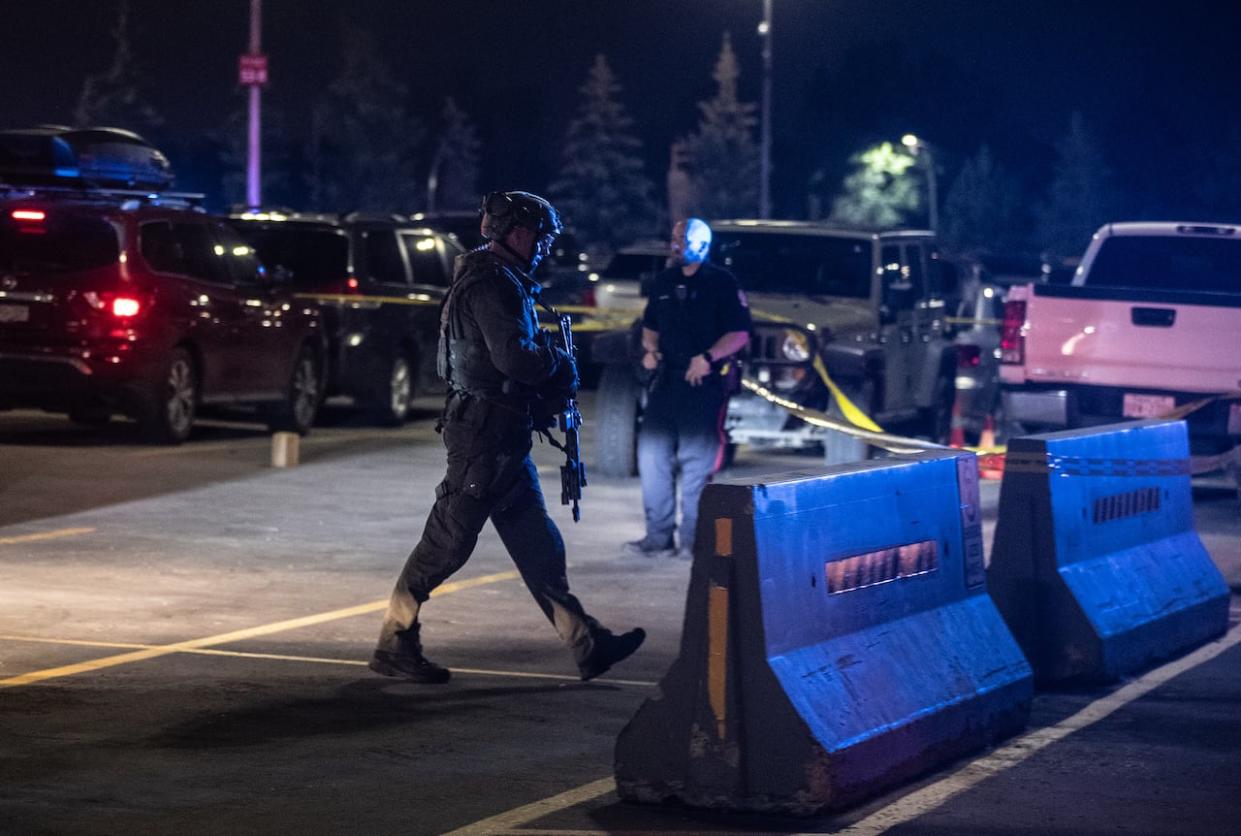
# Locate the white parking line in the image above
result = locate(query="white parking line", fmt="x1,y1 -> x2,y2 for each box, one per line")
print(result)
832,625 -> 1241,835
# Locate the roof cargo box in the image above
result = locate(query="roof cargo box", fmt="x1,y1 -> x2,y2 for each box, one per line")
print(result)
0,126 -> 173,190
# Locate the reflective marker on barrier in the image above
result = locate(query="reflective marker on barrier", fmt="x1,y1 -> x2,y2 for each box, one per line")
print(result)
707,584 -> 729,740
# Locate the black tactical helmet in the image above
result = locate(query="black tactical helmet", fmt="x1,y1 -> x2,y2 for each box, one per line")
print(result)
479,191 -> 563,241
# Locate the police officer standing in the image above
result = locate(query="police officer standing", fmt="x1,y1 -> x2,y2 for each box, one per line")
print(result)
624,218 -> 751,560
370,191 -> 645,684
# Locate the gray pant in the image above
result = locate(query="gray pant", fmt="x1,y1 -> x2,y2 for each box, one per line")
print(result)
376,395 -> 602,667
637,382 -> 728,552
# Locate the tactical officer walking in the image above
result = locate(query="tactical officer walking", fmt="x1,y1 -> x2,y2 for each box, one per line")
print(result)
624,218 -> 751,560
370,191 -> 645,684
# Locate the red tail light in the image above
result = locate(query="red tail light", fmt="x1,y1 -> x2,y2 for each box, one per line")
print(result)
1000,300 -> 1026,364
11,209 -> 47,222
957,344 -> 981,368
580,286 -> 597,308
111,296 -> 142,318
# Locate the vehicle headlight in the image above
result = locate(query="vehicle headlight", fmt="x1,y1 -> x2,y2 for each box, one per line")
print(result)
781,329 -> 811,362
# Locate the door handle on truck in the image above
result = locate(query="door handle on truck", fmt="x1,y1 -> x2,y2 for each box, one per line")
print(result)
1131,307 -> 1176,327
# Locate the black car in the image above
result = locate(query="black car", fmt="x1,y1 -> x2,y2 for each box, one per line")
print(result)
0,128 -> 325,443
230,211 -> 464,424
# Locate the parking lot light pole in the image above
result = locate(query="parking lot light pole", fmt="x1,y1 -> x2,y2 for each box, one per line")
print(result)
758,0 -> 773,219
245,0 -> 263,211
902,133 -> 938,232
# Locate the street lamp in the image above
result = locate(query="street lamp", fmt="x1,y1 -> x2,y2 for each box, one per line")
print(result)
758,0 -> 773,219
901,133 -> 938,233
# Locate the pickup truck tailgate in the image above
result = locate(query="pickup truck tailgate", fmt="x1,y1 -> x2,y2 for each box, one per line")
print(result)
1017,288 -> 1241,393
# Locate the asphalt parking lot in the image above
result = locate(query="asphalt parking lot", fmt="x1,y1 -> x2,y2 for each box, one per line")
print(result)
1,394 -> 1239,835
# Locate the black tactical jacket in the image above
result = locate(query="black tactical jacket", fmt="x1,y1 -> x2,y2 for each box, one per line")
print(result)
438,248 -> 571,398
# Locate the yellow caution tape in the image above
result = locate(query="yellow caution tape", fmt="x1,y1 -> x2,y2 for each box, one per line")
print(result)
739,377 -> 946,454
1160,390 -> 1241,421
811,355 -> 883,432
294,292 -> 439,307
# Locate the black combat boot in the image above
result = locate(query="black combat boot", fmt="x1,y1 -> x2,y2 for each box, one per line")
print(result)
578,627 -> 646,681
368,625 -> 451,684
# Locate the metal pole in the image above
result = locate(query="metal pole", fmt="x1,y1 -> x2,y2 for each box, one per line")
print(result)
246,0 -> 262,211
759,0 -> 769,218
759,0 -> 773,219
926,149 -> 938,233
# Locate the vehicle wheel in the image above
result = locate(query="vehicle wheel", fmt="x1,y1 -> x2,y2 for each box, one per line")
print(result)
920,372 -> 956,444
68,407 -> 111,428
369,352 -> 413,427
823,380 -> 872,466
138,347 -> 198,444
267,346 -> 321,435
594,363 -> 642,478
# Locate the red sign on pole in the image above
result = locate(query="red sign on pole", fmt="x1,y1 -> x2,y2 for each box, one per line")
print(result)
239,54 -> 269,87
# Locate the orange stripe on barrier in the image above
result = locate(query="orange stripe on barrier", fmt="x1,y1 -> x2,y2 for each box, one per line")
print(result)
714,518 -> 733,557
707,584 -> 730,739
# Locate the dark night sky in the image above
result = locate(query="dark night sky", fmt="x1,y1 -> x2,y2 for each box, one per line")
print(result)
2,0 -> 1238,219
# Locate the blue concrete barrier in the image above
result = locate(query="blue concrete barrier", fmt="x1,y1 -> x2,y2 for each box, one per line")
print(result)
614,451 -> 1032,814
989,420 -> 1229,684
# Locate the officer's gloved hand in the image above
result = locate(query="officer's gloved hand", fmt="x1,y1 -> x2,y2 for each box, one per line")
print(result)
547,348 -> 580,398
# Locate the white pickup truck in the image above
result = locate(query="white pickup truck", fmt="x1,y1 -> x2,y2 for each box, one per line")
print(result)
999,222 -> 1241,491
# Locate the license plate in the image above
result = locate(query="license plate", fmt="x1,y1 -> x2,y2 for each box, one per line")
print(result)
1123,393 -> 1175,419
0,304 -> 30,323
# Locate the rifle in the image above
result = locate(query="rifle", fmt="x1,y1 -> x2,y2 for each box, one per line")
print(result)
554,311 -> 587,522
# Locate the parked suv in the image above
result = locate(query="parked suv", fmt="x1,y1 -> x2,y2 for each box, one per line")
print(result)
589,221 -> 959,475
230,211 -> 463,424
0,127 -> 324,443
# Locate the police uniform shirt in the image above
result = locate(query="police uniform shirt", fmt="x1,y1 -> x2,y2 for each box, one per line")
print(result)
642,262 -> 750,377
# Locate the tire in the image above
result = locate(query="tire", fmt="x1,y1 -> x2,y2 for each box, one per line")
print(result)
594,363 -> 642,478
266,346 -> 321,435
138,347 -> 198,444
920,372 -> 956,444
823,380 -> 873,466
368,352 -> 413,427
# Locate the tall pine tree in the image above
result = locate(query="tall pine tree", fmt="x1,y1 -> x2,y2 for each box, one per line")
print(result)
306,28 -> 424,212
548,54 -> 655,256
1037,112 -> 1116,260
942,145 -> 1023,255
74,0 -> 162,135
830,141 -> 920,229
426,97 -> 481,213
684,33 -> 760,219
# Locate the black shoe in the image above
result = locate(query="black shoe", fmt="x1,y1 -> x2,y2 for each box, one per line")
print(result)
368,649 -> 452,684
622,536 -> 675,558
579,628 -> 646,681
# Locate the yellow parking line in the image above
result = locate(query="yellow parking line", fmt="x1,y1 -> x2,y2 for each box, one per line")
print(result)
0,570 -> 519,689
0,626 -> 656,687
0,527 -> 95,546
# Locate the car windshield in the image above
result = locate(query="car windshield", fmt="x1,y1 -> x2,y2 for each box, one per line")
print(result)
0,210 -> 119,273
604,251 -> 667,281
1088,235 -> 1241,294
233,225 -> 349,287
713,232 -> 873,298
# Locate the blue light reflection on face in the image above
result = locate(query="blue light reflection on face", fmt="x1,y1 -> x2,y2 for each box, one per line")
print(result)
677,217 -> 712,265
